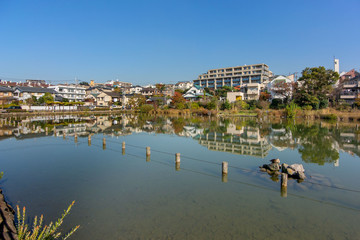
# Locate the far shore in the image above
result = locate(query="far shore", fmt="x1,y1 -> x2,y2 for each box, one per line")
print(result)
1,108 -> 360,123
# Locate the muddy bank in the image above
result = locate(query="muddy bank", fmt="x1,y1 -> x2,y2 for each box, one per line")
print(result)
0,189 -> 17,240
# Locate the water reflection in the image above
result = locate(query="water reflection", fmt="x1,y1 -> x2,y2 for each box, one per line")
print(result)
1,115 -> 360,165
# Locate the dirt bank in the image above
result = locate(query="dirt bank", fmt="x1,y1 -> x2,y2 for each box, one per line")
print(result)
0,189 -> 17,240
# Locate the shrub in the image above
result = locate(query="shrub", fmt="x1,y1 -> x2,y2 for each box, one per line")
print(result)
285,102 -> 300,118
190,102 -> 200,109
321,114 -> 337,121
220,100 -> 231,110
17,201 -> 79,240
270,99 -> 285,109
139,104 -> 154,113
303,105 -> 312,111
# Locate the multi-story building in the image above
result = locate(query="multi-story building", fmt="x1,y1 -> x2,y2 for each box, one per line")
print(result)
48,84 -> 86,102
339,69 -> 360,104
193,63 -> 270,90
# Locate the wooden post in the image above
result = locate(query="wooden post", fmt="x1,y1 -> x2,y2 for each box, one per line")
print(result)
146,146 -> 151,156
222,161 -> 228,175
88,135 -> 91,146
175,153 -> 180,163
122,141 -> 125,153
146,155 -> 151,162
222,174 -> 228,183
74,133 -> 78,143
175,162 -> 180,171
281,173 -> 288,198
103,138 -> 106,150
63,132 -> 66,139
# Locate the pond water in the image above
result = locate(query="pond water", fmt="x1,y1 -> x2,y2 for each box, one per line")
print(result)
0,114 -> 359,240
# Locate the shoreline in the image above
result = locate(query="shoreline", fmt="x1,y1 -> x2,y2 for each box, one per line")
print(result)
0,189 -> 17,240
1,108 -> 360,122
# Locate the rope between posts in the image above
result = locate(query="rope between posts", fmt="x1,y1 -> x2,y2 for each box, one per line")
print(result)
89,141 -> 360,212
88,136 -> 360,194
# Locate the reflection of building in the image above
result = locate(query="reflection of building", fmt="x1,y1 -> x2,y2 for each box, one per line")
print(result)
196,127 -> 271,158
269,128 -> 296,151
54,124 -> 87,136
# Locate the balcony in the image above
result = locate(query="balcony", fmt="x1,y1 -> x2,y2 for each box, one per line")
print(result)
340,91 -> 356,99
343,81 -> 358,88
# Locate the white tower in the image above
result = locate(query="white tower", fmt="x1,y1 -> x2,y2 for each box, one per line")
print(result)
334,58 -> 339,74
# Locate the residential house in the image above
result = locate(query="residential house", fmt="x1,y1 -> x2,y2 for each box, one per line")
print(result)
267,75 -> 294,101
183,85 -> 208,101
340,75 -> 360,104
96,91 -> 122,106
175,81 -> 193,90
162,84 -> 175,97
0,86 -> 15,105
226,92 -> 244,103
140,88 -> 160,96
13,86 -> 56,101
48,84 -> 86,102
146,97 -> 171,107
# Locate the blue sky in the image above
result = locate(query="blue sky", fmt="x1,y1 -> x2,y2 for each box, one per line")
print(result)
0,0 -> 359,85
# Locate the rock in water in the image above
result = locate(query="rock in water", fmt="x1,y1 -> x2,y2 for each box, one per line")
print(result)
289,164 -> 305,173
270,158 -> 280,164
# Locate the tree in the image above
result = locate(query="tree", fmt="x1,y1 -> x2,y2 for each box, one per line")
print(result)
294,66 -> 339,109
220,100 -> 231,110
38,92 -> 54,105
171,92 -> 186,109
79,81 -> 89,86
270,80 -> 293,103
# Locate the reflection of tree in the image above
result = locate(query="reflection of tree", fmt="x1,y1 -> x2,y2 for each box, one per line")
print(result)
172,118 -> 186,134
293,125 -> 339,165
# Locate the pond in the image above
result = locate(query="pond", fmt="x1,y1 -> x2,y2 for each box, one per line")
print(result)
0,115 -> 359,239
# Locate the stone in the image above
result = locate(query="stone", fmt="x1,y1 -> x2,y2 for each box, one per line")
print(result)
294,171 -> 306,180
268,163 -> 280,171
259,168 -> 267,172
281,163 -> 288,173
289,164 -> 305,173
270,158 -> 280,164
286,168 -> 295,176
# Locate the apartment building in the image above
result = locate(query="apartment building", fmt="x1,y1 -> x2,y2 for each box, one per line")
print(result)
48,84 -> 86,102
193,63 -> 270,90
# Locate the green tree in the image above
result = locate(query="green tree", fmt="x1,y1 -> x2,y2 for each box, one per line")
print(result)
79,81 -> 89,86
38,93 -> 54,105
294,66 -> 339,109
220,100 -> 231,110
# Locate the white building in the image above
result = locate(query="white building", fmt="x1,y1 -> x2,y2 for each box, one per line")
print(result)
267,75 -> 294,101
175,81 -> 193,90
49,85 -> 86,102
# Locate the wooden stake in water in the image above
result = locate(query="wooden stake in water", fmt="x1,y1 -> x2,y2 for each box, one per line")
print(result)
146,146 -> 151,156
88,135 -> 91,146
74,133 -> 78,143
103,138 -> 106,150
63,132 -> 66,139
122,141 -> 125,154
175,162 -> 180,171
222,161 -> 228,175
281,173 -> 288,198
175,153 -> 180,163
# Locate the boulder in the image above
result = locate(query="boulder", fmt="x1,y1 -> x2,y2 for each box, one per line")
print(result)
281,163 -> 289,173
289,164 -> 305,173
270,158 -> 280,164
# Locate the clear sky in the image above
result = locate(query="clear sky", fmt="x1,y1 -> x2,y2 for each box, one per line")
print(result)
0,0 -> 359,85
